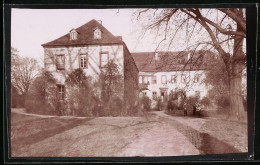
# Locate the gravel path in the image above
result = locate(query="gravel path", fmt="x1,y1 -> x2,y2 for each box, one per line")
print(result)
11,109 -> 247,157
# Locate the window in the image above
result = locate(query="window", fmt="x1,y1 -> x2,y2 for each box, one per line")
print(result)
195,91 -> 200,99
100,52 -> 109,67
139,76 -> 143,84
171,75 -> 177,83
194,74 -> 200,83
94,28 -> 101,39
70,29 -> 77,40
161,75 -> 167,84
56,55 -> 65,70
143,92 -> 147,96
155,53 -> 159,60
144,76 -> 148,84
181,74 -> 186,83
80,54 -> 87,68
152,92 -> 157,100
57,84 -> 65,100
152,76 -> 157,84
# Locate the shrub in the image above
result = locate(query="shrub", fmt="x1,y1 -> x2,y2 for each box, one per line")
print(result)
156,98 -> 163,111
65,69 -> 96,116
186,96 -> 198,111
25,71 -> 60,115
141,96 -> 151,111
201,97 -> 211,108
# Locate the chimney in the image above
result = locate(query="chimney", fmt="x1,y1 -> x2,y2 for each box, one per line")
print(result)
97,20 -> 102,25
116,36 -> 122,40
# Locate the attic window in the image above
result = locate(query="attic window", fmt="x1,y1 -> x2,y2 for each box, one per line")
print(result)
70,29 -> 77,40
94,28 -> 101,39
155,53 -> 159,60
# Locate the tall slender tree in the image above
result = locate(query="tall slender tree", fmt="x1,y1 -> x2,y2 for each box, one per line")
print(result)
11,47 -> 40,106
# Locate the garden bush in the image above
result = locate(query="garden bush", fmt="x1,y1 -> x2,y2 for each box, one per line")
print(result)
141,96 -> 152,111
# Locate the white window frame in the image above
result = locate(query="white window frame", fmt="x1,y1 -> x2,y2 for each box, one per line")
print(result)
181,74 -> 187,83
161,75 -> 167,84
94,28 -> 102,39
194,74 -> 200,83
152,76 -> 157,84
70,32 -> 77,40
100,52 -> 109,67
80,54 -> 87,68
57,84 -> 65,100
139,76 -> 143,84
56,54 -> 65,70
171,75 -> 177,83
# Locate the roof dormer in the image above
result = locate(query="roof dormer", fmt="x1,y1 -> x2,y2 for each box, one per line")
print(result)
94,28 -> 102,39
70,29 -> 78,40
155,52 -> 159,60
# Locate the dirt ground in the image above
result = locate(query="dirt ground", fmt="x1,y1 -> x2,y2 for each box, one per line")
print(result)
10,108 -> 248,157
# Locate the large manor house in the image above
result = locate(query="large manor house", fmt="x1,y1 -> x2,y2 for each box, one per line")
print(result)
42,19 -> 214,104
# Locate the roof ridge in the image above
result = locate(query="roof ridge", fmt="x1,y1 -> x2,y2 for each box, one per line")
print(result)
42,19 -> 122,47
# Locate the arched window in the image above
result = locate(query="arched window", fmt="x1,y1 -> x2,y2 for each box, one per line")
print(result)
94,28 -> 101,39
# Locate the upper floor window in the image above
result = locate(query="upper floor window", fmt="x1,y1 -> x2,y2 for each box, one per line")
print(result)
139,76 -> 143,84
80,54 -> 88,68
194,74 -> 200,83
161,75 -> 167,84
57,84 -> 65,100
94,28 -> 102,39
181,74 -> 187,83
56,54 -> 65,70
171,75 -> 177,83
152,76 -> 157,84
70,29 -> 78,40
143,76 -> 148,84
100,52 -> 109,67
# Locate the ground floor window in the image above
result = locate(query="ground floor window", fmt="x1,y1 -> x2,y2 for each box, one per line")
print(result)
57,84 -> 65,100
195,91 -> 200,99
152,92 -> 157,100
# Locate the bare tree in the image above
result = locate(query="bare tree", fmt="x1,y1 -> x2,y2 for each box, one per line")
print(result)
135,8 -> 246,120
11,47 -> 40,106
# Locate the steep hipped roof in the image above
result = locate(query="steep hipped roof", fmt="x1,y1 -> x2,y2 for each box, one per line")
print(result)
131,50 -> 215,72
42,19 -> 123,47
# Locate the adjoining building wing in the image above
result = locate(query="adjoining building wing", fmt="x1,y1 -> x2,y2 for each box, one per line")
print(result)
132,50 -> 216,106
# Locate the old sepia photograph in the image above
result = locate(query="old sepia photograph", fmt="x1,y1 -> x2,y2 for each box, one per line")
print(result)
10,8 -> 249,158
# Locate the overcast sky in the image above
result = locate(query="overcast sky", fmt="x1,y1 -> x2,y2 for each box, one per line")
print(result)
11,8 -> 245,63
11,8 -> 167,62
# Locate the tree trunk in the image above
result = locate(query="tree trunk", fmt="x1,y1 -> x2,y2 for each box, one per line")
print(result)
229,10 -> 246,121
